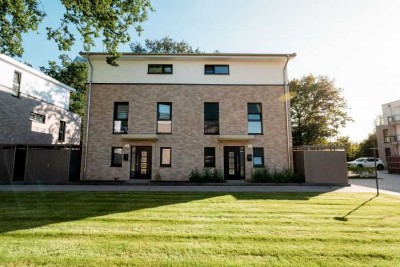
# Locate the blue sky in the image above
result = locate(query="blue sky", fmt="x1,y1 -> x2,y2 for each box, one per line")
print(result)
19,0 -> 400,142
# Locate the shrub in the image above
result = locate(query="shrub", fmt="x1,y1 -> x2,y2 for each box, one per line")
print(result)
189,168 -> 224,183
347,166 -> 376,178
251,167 -> 303,183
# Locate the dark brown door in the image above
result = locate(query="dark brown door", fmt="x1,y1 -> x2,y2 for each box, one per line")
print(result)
134,146 -> 152,179
224,146 -> 245,180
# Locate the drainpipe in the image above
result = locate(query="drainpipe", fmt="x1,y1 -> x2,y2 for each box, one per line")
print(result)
83,54 -> 93,180
283,55 -> 292,168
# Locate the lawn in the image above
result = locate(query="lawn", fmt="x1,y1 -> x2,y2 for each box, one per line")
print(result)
0,192 -> 399,266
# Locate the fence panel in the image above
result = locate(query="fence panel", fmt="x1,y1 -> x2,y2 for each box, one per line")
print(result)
387,156 -> 400,174
0,146 -> 15,182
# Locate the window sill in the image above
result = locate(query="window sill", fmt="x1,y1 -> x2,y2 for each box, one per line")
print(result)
110,165 -> 122,167
160,165 -> 171,168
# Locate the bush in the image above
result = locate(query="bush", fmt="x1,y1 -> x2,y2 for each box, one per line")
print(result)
347,166 -> 376,178
251,167 -> 303,183
189,168 -> 224,183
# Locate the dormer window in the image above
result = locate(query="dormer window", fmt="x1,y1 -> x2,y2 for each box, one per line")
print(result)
148,64 -> 173,74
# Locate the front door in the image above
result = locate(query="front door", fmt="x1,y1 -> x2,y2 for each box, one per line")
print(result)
224,146 -> 245,180
132,146 -> 152,179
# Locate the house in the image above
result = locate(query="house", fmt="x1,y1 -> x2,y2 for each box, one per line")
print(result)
0,54 -> 81,145
80,53 -> 296,181
376,100 -> 400,163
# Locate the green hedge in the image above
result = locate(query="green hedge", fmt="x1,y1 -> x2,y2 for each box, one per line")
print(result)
348,166 -> 376,178
189,168 -> 224,183
251,167 -> 304,183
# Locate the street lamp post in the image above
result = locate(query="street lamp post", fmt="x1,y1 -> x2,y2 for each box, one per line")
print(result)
371,147 -> 379,196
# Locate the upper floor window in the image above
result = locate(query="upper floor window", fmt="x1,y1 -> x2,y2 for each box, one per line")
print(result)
204,65 -> 229,75
13,71 -> 21,97
248,103 -> 262,134
148,64 -> 173,74
253,147 -> 264,168
157,102 -> 172,133
383,129 -> 390,143
204,103 -> 219,134
113,102 -> 128,134
58,120 -> 66,142
30,112 -> 45,124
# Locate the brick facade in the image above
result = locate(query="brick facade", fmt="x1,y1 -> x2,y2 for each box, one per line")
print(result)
82,84 -> 290,181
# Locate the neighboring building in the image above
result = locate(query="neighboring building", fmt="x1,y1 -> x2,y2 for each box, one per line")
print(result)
0,54 -> 81,144
81,53 -> 296,181
376,100 -> 400,163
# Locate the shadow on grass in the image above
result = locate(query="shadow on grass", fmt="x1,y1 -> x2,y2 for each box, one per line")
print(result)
334,195 -> 378,221
0,191 -> 322,233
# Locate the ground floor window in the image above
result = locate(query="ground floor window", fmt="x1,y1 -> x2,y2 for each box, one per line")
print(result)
160,147 -> 171,167
385,147 -> 391,157
204,147 -> 216,167
253,147 -> 264,167
111,147 -> 123,167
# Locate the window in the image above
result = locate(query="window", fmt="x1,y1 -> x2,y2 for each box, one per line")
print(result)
385,148 -> 391,157
113,102 -> 128,134
204,147 -> 216,167
253,148 -> 264,168
58,120 -> 66,142
29,112 -> 45,123
204,103 -> 219,134
148,64 -> 173,74
204,65 -> 229,75
111,147 -> 123,167
157,102 -> 172,133
383,129 -> 390,143
13,71 -> 21,97
160,147 -> 171,167
248,103 -> 262,134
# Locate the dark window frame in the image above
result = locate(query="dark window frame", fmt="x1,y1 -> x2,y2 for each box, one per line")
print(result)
58,120 -> 66,142
157,102 -> 172,134
111,147 -> 123,167
253,147 -> 264,168
204,147 -> 216,167
148,64 -> 173,74
160,147 -> 172,167
204,65 -> 230,75
248,103 -> 263,135
12,71 -> 21,97
29,112 -> 46,124
204,102 -> 219,135
113,102 -> 129,134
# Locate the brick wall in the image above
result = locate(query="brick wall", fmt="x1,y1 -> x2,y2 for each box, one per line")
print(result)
82,84 -> 290,181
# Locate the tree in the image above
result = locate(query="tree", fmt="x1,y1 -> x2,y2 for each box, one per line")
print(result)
0,0 -> 153,65
290,74 -> 352,146
356,132 -> 377,158
328,136 -> 360,161
40,55 -> 87,119
130,36 -> 202,53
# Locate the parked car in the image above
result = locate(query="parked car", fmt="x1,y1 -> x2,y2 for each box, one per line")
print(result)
347,157 -> 385,170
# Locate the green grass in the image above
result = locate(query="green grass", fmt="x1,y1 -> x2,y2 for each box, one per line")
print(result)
0,192 -> 399,266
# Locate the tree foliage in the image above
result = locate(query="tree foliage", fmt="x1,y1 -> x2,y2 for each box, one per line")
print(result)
0,0 -> 153,65
328,136 -> 360,161
290,74 -> 352,146
356,132 -> 377,158
130,36 -> 202,53
39,55 -> 87,119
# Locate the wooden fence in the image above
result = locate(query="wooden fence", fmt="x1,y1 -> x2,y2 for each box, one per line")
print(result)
387,156 -> 400,174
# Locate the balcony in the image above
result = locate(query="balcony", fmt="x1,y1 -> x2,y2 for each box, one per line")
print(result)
388,115 -> 400,125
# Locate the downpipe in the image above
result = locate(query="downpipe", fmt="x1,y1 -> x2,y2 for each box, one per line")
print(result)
283,55 -> 292,168
83,55 -> 93,180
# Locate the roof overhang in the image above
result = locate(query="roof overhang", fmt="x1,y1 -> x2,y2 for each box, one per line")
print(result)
80,52 -> 296,63
121,134 -> 158,141
218,135 -> 255,141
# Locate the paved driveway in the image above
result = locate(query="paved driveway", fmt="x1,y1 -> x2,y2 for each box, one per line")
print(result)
350,171 -> 400,193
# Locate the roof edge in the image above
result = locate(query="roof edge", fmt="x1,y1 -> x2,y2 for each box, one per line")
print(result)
79,52 -> 297,58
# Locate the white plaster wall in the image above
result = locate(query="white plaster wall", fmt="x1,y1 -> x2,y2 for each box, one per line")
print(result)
90,59 -> 286,85
0,55 -> 73,110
